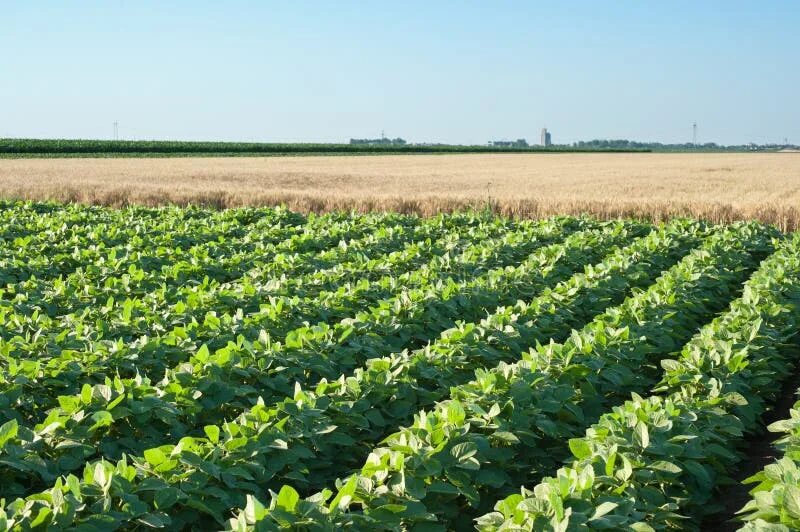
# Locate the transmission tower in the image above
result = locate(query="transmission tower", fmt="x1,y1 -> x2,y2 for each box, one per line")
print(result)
113,121 -> 119,140
692,123 -> 697,146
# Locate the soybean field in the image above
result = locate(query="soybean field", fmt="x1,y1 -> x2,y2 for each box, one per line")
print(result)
1,201 -> 800,531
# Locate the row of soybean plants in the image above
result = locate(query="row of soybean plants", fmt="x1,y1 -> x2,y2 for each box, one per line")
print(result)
737,378 -> 800,526
469,231 -> 800,530
2,206 -> 422,319
0,203 -> 306,284
222,221 -> 780,531
78,212 -> 560,351
0,213 -> 578,431
0,207 -> 472,355
0,220 -> 704,529
0,218 -> 633,526
0,210 -> 582,484
2,208 -> 433,406
0,205 -> 364,323
1,204 -> 530,349
0,218 -> 619,509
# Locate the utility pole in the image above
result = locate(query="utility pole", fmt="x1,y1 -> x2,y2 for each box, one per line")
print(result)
113,121 -> 119,140
692,123 -> 697,147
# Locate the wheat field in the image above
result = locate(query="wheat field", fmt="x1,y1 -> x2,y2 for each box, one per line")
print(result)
1,152 -> 799,229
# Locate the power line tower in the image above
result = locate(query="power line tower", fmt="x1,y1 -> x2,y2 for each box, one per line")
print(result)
692,123 -> 697,147
113,121 -> 119,140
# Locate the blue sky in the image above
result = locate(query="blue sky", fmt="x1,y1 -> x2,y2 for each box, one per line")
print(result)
2,1 -> 798,145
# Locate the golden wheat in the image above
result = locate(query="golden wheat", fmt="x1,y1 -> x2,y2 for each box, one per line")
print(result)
1,153 -> 799,229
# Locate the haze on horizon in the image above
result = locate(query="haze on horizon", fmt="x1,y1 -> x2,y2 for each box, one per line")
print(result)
2,0 -> 798,146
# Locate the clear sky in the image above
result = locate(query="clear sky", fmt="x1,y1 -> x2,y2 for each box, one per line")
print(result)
2,1 -> 798,145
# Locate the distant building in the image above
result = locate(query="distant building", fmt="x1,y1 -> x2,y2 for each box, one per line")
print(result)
541,128 -> 552,146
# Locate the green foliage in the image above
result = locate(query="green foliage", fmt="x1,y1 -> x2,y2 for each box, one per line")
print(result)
223,222 -> 782,530
1,200 -> 795,531
0,138 -> 650,156
737,385 -> 800,528
474,232 -> 800,531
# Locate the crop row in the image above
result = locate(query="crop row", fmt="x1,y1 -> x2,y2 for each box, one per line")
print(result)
39,213 -> 550,341
0,204 -> 307,284
2,202 -> 795,532
2,208 -> 426,318
222,221 -> 778,530
0,219 -> 656,528
0,221 -> 765,530
1,208 -> 528,344
471,232 -> 800,530
736,388 -> 800,528
0,211 -> 481,345
0,221 -> 626,499
0,217 -> 578,428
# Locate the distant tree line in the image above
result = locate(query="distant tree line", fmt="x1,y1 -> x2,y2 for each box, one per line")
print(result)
488,139 -> 529,148
0,138 -> 648,156
349,138 -> 407,146
2,138 -> 794,157
572,139 -> 796,152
